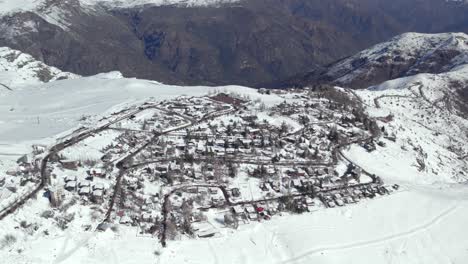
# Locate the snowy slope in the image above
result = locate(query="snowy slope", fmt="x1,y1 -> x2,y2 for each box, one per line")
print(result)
324,32 -> 468,88
344,64 -> 468,184
0,71 -> 281,142
0,47 -> 77,89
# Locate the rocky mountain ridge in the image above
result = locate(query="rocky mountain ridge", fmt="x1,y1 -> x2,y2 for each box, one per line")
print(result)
0,0 -> 468,86
280,32 -> 468,89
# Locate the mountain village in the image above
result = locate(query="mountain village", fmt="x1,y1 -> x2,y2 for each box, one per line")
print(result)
0,87 -> 400,246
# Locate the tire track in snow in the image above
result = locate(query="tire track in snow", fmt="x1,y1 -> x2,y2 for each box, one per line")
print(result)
279,203 -> 459,264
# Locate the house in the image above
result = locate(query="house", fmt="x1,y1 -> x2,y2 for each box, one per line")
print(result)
291,179 -> 302,189
176,141 -> 186,151
226,148 -> 236,155
88,168 -> 106,178
64,175 -> 77,183
65,181 -> 77,191
239,139 -> 252,148
93,182 -> 105,191
211,197 -> 224,207
91,189 -> 104,203
209,187 -> 218,195
194,222 -> 217,238
78,180 -> 91,188
78,186 -> 91,195
245,206 -> 258,220
155,165 -> 168,176
141,212 -> 156,222
231,205 -> 244,215
335,198 -> 345,206
60,160 -> 78,170
215,139 -> 225,147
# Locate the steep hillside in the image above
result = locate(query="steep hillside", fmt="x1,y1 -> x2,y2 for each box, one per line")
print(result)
280,32 -> 468,89
328,33 -> 468,88
0,0 -> 468,86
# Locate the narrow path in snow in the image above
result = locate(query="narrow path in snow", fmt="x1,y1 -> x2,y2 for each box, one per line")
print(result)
0,83 -> 12,91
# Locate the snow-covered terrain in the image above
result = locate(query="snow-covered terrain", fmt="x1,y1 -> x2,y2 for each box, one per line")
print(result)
323,32 -> 468,88
1,47 -> 468,264
343,65 -> 468,184
0,72 -> 280,143
2,175 -> 468,264
0,47 -> 77,89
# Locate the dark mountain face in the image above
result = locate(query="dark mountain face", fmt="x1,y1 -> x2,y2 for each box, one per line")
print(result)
0,0 -> 467,87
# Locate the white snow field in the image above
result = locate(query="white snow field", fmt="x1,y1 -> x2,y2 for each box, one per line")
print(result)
0,71 -> 281,143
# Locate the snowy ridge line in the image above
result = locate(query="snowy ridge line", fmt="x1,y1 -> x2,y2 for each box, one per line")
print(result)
0,0 -> 241,15
324,32 -> 468,87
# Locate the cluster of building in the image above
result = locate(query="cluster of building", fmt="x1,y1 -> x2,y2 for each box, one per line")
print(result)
0,90 -> 399,243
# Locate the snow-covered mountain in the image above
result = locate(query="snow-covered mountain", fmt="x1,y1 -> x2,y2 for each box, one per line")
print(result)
280,32 -> 468,89
0,46 -> 77,89
0,0 -> 239,16
325,32 -> 468,88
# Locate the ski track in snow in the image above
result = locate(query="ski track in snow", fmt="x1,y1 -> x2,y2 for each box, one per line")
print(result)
278,202 -> 459,264
53,232 -> 95,264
